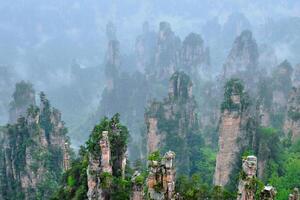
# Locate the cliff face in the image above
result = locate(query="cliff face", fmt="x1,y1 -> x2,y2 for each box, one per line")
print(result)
0,91 -> 70,200
284,87 -> 300,141
222,30 -> 259,87
180,33 -> 210,79
147,151 -> 176,200
214,79 -> 254,187
272,60 -> 293,112
145,71 -> 201,175
154,22 -> 181,80
9,81 -> 36,123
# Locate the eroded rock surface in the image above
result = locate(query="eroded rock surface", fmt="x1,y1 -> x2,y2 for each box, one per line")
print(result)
147,151 -> 176,200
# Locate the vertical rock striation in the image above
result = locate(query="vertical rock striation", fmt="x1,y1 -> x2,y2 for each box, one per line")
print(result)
214,79 -> 253,187
289,188 -> 299,200
180,33 -> 210,79
222,30 -> 259,88
145,71 -> 201,174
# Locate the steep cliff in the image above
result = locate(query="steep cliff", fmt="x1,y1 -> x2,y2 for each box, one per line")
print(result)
9,81 -> 36,123
214,79 -> 254,187
153,22 -> 181,80
222,30 -> 259,88
0,90 -> 71,200
284,87 -> 300,141
180,32 -> 210,79
145,71 -> 203,175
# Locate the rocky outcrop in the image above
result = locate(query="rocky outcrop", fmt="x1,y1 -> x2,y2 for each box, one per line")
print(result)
222,30 -> 259,87
214,79 -> 254,187
272,60 -> 293,111
260,185 -> 277,200
154,22 -> 181,80
147,151 -> 176,200
105,22 -> 120,91
0,90 -> 70,200
289,188 -> 299,200
293,64 -> 300,87
87,131 -> 113,200
9,81 -> 36,123
145,71 -> 200,174
237,156 -> 257,200
284,87 -> 300,141
180,33 -> 210,78
86,115 -> 128,200
135,22 -> 156,73
131,171 -> 144,200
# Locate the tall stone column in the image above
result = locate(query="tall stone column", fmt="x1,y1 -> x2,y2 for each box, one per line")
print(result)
237,156 -> 257,200
260,185 -> 277,200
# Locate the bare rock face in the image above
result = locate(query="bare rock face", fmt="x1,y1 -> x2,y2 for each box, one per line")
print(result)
87,131 -> 113,200
222,30 -> 259,87
145,72 -> 199,174
9,81 -> 36,123
289,188 -> 299,200
180,33 -> 210,79
87,118 -> 128,200
154,22 -> 181,80
214,79 -> 253,187
0,91 -> 70,200
237,156 -> 257,200
260,185 -> 277,200
284,87 -> 300,141
147,151 -> 176,200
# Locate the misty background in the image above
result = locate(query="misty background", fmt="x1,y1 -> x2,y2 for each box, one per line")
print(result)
1,0 -> 300,147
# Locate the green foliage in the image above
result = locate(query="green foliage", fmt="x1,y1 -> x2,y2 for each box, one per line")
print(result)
148,150 -> 162,162
52,114 -> 131,200
176,175 -> 236,200
221,79 -> 250,112
268,139 -> 300,200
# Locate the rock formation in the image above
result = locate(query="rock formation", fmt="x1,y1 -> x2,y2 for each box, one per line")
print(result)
222,30 -> 259,88
237,156 -> 257,200
260,185 -> 277,200
293,64 -> 300,87
271,60 -> 293,111
147,151 -> 176,200
145,71 -> 201,174
180,33 -> 210,79
131,171 -> 144,200
105,22 -> 120,91
135,22 -> 156,73
214,79 -> 254,187
289,188 -> 299,200
284,87 -> 300,141
0,89 -> 70,200
86,114 -> 128,200
154,22 -> 181,80
9,81 -> 36,123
